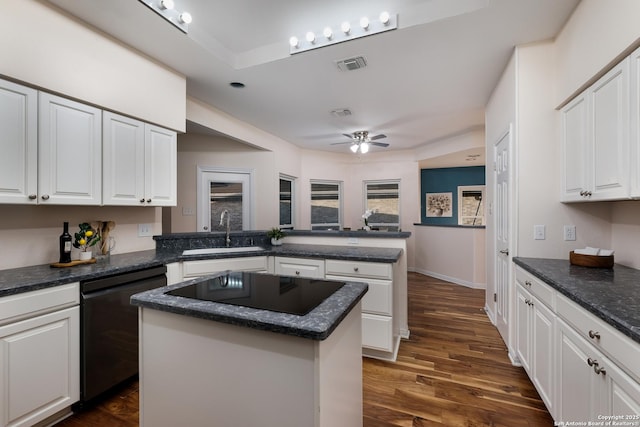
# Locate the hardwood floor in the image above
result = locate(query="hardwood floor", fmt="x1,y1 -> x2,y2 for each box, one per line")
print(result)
55,272 -> 552,427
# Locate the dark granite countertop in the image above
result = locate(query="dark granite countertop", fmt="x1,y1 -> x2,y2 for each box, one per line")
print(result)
0,244 -> 403,297
513,257 -> 640,344
131,272 -> 368,341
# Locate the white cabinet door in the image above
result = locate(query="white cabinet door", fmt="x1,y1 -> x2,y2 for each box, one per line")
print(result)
515,285 -> 532,373
589,58 -> 630,201
630,45 -> 640,198
103,114 -> 176,206
531,295 -> 555,415
144,124 -> 177,206
38,92 -> 102,205
102,112 -> 145,205
0,306 -> 79,427
0,79 -> 38,204
561,92 -> 589,202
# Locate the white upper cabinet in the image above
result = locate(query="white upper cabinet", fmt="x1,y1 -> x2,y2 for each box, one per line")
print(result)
103,112 -> 176,206
561,58 -> 630,202
630,46 -> 640,198
38,92 -> 102,205
144,123 -> 177,206
0,79 -> 38,204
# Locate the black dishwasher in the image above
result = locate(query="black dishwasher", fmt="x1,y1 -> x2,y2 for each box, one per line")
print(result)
78,265 -> 167,406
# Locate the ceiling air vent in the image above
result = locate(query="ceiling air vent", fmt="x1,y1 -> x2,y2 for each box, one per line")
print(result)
330,108 -> 352,118
336,56 -> 367,72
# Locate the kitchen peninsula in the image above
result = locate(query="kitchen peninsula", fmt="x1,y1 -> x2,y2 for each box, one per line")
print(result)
131,271 -> 367,427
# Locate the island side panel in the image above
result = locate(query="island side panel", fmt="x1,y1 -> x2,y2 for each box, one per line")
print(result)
317,301 -> 363,427
138,309 -> 316,427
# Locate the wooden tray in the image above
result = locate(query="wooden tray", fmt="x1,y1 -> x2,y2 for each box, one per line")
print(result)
569,251 -> 614,268
50,258 -> 96,268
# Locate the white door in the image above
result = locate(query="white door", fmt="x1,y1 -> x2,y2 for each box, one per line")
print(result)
494,127 -> 511,344
197,168 -> 253,232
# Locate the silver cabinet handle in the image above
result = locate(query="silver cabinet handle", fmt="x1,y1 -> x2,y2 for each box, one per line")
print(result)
41,194 -> 50,200
588,330 -> 601,340
587,358 -> 598,367
594,365 -> 606,375
499,249 -> 509,255
28,194 -> 37,200
203,226 -> 208,231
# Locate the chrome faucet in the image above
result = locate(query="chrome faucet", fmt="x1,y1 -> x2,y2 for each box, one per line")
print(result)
220,209 -> 231,247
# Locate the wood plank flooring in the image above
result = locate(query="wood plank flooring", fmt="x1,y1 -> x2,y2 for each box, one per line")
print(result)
55,272 -> 552,427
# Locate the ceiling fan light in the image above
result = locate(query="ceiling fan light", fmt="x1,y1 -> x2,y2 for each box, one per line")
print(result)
350,144 -> 359,153
360,142 -> 370,153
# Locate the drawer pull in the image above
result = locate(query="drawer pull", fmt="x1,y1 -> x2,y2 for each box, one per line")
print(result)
525,280 -> 532,287
588,330 -> 601,340
295,271 -> 300,276
587,358 -> 598,367
594,365 -> 607,376
354,267 -> 359,272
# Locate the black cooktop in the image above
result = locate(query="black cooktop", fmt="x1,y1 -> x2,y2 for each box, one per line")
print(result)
166,272 -> 345,316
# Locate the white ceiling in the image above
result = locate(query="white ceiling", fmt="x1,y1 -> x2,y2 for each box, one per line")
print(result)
48,0 -> 579,162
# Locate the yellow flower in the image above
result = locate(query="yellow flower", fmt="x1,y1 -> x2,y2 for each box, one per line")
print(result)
79,238 -> 86,245
85,230 -> 93,237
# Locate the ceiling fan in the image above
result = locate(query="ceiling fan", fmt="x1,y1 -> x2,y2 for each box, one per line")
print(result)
331,131 -> 389,153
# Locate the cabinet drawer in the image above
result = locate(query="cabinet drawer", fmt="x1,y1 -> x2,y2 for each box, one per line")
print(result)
274,257 -> 325,279
362,313 -> 393,352
326,275 -> 392,316
0,283 -> 79,326
515,266 -> 555,309
183,256 -> 268,278
557,293 -> 640,382
325,259 -> 392,280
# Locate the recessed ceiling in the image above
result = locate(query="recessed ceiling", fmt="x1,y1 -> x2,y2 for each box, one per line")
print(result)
48,0 -> 580,162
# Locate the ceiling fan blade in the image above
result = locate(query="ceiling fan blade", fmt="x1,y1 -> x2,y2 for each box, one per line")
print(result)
342,133 -> 354,139
370,134 -> 387,141
330,141 -> 356,145
370,142 -> 389,147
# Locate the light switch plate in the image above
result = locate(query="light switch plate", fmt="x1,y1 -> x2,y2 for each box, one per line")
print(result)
534,225 -> 545,240
138,223 -> 152,237
564,225 -> 576,241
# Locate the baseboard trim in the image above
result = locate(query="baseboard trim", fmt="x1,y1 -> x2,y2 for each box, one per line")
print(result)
412,268 -> 486,290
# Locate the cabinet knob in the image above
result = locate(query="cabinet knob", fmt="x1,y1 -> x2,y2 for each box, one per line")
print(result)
524,280 -> 532,287
140,198 -> 146,203
203,226 -> 208,231
588,330 -> 601,340
580,190 -> 586,196
147,198 -> 152,203
594,365 -> 606,376
41,194 -> 50,200
295,271 -> 300,275
28,194 -> 37,200
354,267 -> 359,272
587,357 -> 598,367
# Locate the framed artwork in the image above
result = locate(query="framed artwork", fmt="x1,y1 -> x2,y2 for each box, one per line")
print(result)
426,192 -> 452,217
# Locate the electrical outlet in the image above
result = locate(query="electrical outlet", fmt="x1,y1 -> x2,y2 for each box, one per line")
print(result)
534,225 -> 546,240
138,223 -> 152,237
564,225 -> 576,241
182,207 -> 195,216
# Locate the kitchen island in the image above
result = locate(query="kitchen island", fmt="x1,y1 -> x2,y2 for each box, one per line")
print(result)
131,271 -> 367,427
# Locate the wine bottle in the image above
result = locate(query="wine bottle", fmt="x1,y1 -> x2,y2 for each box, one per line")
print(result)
59,222 -> 72,263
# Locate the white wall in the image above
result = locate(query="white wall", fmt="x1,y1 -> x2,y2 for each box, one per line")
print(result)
0,0 -> 186,131
555,0 -> 640,107
0,205 -> 160,270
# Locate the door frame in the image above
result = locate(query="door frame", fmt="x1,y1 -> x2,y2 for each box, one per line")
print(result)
196,166 -> 255,232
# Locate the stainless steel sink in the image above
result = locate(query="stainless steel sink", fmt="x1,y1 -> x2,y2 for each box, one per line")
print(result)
182,246 -> 266,256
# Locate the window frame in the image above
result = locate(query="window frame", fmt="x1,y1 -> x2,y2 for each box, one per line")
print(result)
278,174 -> 296,229
363,179 -> 401,231
310,179 -> 343,230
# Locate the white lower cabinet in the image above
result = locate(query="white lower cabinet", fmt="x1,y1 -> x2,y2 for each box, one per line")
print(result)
325,259 -> 396,358
274,257 -> 325,279
0,299 -> 79,427
515,265 -> 640,423
182,256 -> 269,280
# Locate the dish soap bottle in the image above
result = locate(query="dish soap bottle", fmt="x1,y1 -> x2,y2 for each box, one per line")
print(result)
59,222 -> 72,263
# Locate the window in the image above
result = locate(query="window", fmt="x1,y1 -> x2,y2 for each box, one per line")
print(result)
458,185 -> 485,226
279,175 -> 295,229
364,180 -> 400,231
310,180 -> 342,230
